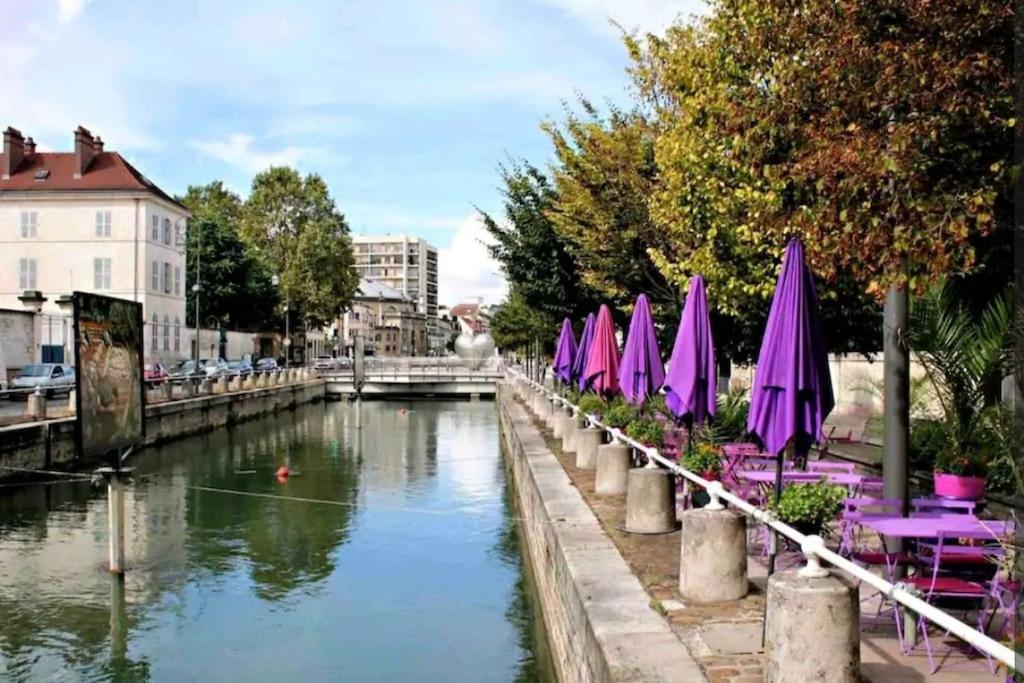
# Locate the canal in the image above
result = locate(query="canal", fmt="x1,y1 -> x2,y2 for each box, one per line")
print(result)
0,400 -> 555,682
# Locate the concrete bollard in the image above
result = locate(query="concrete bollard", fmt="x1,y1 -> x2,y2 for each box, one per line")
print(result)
26,388 -> 47,420
68,389 -> 77,413
765,570 -> 860,682
545,399 -> 559,428
199,378 -> 212,395
624,467 -> 677,533
242,375 -> 255,391
182,381 -> 194,398
216,376 -> 229,394
678,508 -> 748,602
161,382 -> 173,401
595,443 -> 630,493
552,411 -> 570,439
562,417 -> 580,454
575,427 -> 603,469
538,397 -> 553,423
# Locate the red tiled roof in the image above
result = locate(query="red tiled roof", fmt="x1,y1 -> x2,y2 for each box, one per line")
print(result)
0,151 -> 188,212
450,303 -> 480,317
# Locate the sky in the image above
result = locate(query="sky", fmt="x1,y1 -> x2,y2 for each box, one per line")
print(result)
2,0 -> 706,306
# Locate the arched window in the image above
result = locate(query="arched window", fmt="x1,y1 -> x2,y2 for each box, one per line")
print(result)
162,315 -> 170,351
151,314 -> 158,351
173,317 -> 181,352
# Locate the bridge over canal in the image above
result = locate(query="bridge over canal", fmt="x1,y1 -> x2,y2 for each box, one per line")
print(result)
322,357 -> 504,398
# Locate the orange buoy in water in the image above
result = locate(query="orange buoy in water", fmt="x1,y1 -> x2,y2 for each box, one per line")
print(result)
276,465 -> 290,479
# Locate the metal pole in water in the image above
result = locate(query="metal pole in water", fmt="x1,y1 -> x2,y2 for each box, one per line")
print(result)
98,467 -> 132,574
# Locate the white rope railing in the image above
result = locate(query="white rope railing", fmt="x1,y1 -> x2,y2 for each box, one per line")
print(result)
507,369 -> 1017,672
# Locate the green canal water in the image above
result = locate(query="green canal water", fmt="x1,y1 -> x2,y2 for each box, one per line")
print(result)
0,400 -> 555,682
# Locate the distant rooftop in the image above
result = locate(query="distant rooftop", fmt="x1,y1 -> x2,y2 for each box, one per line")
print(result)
356,277 -> 409,301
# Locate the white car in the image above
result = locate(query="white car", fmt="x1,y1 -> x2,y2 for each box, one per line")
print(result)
9,363 -> 76,397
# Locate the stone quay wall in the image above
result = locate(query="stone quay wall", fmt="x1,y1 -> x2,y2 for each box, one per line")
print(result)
0,380 -> 325,480
498,384 -> 704,683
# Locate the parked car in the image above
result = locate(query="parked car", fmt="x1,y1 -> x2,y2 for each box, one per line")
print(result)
254,357 -> 279,373
313,356 -> 339,371
144,363 -> 169,385
202,358 -> 229,378
226,359 -> 253,378
167,359 -> 200,382
10,363 -> 76,398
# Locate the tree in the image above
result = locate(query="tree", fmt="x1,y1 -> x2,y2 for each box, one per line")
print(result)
481,161 -> 599,321
241,167 -> 359,328
489,290 -> 556,353
180,182 -> 278,330
542,103 -> 678,321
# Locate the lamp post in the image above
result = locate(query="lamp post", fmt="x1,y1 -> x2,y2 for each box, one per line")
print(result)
271,274 -> 289,368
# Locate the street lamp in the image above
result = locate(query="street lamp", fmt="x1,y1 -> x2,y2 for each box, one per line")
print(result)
271,274 -> 290,368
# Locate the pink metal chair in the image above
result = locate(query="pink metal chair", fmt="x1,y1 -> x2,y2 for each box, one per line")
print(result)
808,460 -> 857,474
911,497 -> 978,518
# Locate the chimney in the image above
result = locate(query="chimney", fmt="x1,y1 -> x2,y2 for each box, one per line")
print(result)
24,137 -> 36,155
2,127 -> 25,179
73,126 -> 95,178
92,136 -> 104,154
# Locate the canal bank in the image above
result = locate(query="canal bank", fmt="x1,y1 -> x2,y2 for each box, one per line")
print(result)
0,379 -> 325,481
498,384 -> 705,683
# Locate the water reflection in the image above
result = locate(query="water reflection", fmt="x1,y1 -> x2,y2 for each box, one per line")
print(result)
0,400 -> 552,681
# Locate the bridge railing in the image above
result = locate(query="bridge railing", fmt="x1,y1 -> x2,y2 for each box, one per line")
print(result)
507,368 -> 1018,673
322,357 -> 504,379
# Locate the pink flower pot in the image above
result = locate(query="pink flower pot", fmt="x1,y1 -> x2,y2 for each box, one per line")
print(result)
933,473 -> 985,500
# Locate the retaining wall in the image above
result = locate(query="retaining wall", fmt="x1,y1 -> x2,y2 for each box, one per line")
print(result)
498,384 -> 704,683
0,380 -> 325,480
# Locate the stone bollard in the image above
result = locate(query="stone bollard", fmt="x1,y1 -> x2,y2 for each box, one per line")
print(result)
765,569 -> 860,682
552,410 -> 570,439
242,375 -> 255,391
544,399 -> 559,428
595,443 -> 630,493
678,507 -> 748,602
161,382 -> 173,401
538,396 -> 553,423
624,467 -> 677,533
68,389 -> 77,413
575,427 -> 603,469
562,417 -> 580,454
26,388 -> 47,420
199,378 -> 212,395
217,376 -> 229,394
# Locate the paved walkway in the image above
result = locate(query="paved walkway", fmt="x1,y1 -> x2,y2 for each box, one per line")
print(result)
528,412 -> 1009,682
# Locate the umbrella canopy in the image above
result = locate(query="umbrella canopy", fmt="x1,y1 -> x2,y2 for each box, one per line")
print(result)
664,275 -> 717,424
617,294 -> 665,406
552,318 -> 577,384
572,313 -> 596,391
583,305 -> 620,397
746,239 -> 835,456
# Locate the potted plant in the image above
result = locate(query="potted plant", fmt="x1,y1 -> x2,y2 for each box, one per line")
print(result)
933,448 -> 988,500
908,286 -> 1017,501
625,419 -> 664,449
769,481 -> 847,537
603,400 -> 638,431
576,393 -> 606,425
680,443 -> 724,508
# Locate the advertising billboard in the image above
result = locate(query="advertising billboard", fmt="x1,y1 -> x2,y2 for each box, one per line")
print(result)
72,292 -> 145,461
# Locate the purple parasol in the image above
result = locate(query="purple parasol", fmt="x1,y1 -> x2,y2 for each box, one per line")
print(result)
617,294 -> 665,406
552,318 -> 577,385
572,313 -> 596,391
746,239 -> 834,457
583,305 -> 620,397
664,275 -> 716,424
746,239 -> 834,584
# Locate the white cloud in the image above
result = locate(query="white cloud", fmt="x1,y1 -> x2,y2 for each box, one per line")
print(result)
57,0 -> 89,24
346,203 -> 464,234
438,213 -> 506,307
539,0 -> 707,36
190,134 -> 327,174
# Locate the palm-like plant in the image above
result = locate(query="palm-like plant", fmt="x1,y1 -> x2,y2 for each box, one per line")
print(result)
907,286 -> 1017,470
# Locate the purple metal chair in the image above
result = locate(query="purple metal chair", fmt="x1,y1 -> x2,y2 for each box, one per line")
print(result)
901,530 -> 1002,673
911,497 -> 978,518
808,460 -> 857,474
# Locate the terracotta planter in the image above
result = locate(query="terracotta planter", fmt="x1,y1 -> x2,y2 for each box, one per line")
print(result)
933,472 -> 985,500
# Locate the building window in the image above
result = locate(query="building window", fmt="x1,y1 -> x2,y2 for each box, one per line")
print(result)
19,258 -> 37,289
151,314 -> 158,350
93,258 -> 111,289
20,211 -> 38,238
174,317 -> 181,351
162,218 -> 171,245
174,266 -> 181,295
162,262 -> 171,294
151,261 -> 159,291
151,215 -> 159,241
174,222 -> 182,247
163,315 -> 170,351
95,211 -> 111,237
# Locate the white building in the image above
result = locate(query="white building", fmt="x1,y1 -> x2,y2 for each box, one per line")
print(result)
0,126 -> 190,364
351,235 -> 438,317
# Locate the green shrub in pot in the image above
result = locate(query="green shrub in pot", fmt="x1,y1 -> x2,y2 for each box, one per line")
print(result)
769,481 -> 846,536
681,443 -> 723,480
603,400 -> 638,430
625,419 -> 664,449
576,393 -> 606,423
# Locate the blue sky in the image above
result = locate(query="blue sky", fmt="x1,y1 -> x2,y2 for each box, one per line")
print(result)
3,0 -> 706,304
